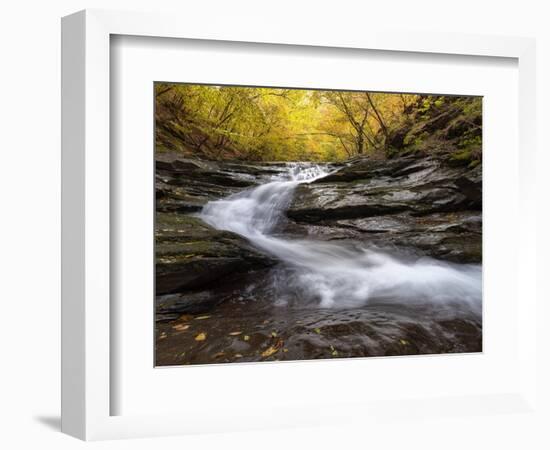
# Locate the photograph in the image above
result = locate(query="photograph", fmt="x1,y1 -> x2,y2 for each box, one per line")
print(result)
154,83 -> 482,366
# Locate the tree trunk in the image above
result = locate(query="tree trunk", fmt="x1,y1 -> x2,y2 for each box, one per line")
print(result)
366,93 -> 389,140
356,133 -> 364,155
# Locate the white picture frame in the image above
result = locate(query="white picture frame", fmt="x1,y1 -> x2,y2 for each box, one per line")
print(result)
61,9 -> 538,441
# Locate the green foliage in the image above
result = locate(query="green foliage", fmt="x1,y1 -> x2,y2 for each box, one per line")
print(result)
459,135 -> 482,150
451,149 -> 473,161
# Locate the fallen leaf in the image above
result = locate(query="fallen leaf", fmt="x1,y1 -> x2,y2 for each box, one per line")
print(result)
213,352 -> 225,358
195,315 -> 211,320
176,314 -> 193,323
261,346 -> 279,358
261,339 -> 284,358
314,328 -> 321,334
243,335 -> 250,341
234,354 -> 243,358
399,339 -> 409,346
332,350 -> 339,356
229,331 -> 242,336
195,332 -> 207,341
173,324 -> 190,331
271,331 -> 278,338
283,348 -> 289,353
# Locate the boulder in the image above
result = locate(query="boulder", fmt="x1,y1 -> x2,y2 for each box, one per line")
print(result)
155,152 -> 302,213
156,291 -> 220,320
156,213 -> 276,295
289,156 -> 481,221
285,156 -> 482,263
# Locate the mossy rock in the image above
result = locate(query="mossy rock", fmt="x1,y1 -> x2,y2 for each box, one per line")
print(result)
468,159 -> 481,169
155,214 -> 276,294
448,149 -> 474,166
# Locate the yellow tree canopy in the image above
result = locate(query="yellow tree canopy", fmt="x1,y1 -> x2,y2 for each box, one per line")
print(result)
155,83 -> 481,162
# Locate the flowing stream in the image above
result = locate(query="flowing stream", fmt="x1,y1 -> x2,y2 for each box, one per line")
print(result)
199,163 -> 482,311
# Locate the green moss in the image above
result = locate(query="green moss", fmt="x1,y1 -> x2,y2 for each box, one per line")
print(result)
385,146 -> 399,158
451,149 -> 472,161
402,130 -> 429,152
448,149 -> 479,167
402,131 -> 416,147
468,159 -> 481,168
458,135 -> 482,150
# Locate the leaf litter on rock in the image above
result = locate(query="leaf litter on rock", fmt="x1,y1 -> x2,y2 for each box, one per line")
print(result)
194,332 -> 207,341
261,339 -> 284,358
176,314 -> 193,323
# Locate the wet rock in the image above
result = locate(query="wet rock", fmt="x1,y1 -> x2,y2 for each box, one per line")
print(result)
286,156 -> 482,263
311,154 -> 424,183
335,211 -> 481,260
156,157 -> 254,213
156,213 -> 277,295
156,292 -> 220,320
289,156 -> 481,221
155,152 -> 306,212
454,164 -> 482,202
155,293 -> 482,366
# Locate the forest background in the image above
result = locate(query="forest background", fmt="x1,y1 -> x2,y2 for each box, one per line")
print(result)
155,83 -> 482,164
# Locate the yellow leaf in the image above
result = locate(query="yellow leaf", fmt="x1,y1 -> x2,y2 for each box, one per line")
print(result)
243,335 -> 250,341
173,324 -> 190,331
234,354 -> 243,358
261,346 -> 279,358
195,315 -> 211,320
314,328 -> 321,334
399,339 -> 409,346
195,332 -> 207,341
176,314 -> 193,322
271,331 -> 278,338
229,331 -> 242,336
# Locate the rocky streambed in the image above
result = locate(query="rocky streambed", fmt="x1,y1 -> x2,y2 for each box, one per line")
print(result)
155,152 -> 482,366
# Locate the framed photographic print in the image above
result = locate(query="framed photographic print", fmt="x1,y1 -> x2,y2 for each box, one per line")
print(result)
62,9 -> 539,441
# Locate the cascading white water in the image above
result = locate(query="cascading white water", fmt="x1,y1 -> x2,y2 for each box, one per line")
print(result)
199,164 -> 482,310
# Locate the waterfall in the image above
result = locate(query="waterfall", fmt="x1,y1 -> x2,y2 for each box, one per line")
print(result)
199,164 -> 482,311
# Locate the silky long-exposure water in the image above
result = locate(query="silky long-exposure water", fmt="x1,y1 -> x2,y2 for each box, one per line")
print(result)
199,164 -> 482,311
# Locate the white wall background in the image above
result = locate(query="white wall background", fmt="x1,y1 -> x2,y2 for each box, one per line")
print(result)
0,1 -> 547,449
